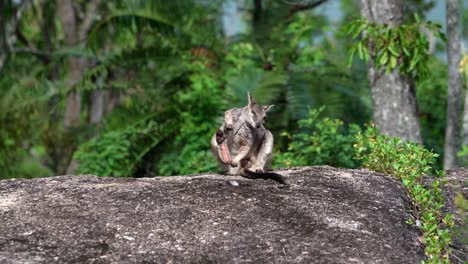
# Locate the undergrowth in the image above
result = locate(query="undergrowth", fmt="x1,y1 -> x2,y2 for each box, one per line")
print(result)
274,107 -> 361,169
355,125 -> 453,263
74,119 -> 174,177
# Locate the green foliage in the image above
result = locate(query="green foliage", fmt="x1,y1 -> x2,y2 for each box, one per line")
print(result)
274,107 -> 362,168
453,193 -> 468,248
0,60 -> 53,178
355,126 -> 453,263
223,42 -> 286,106
157,59 -> 224,176
75,119 -> 172,177
77,0 -> 226,177
15,153 -> 53,179
457,145 -> 468,166
416,58 -> 448,169
88,0 -> 222,51
0,148 -> 52,179
0,0 -> 447,182
234,11 -> 372,136
347,15 -> 445,81
463,8 -> 468,39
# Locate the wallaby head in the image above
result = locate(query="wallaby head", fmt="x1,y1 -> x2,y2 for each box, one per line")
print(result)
246,92 -> 273,128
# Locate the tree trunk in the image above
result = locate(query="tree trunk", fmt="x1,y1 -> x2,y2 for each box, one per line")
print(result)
57,0 -> 85,129
0,1 -> 9,70
359,0 -> 422,143
105,89 -> 120,114
56,0 -> 100,174
443,0 -> 462,169
462,57 -> 468,163
63,60 -> 85,127
463,82 -> 468,147
39,1 -> 65,174
56,0 -> 81,174
0,0 -> 23,71
89,90 -> 104,125
253,0 -> 262,23
101,68 -> 118,114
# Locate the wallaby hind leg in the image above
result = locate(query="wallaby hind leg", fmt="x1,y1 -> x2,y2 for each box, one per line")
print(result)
251,130 -> 273,173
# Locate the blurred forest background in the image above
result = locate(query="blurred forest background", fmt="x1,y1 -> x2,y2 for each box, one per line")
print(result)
1,0 -> 467,179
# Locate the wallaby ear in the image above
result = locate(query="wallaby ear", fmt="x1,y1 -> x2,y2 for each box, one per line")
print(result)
263,105 -> 274,112
247,91 -> 257,105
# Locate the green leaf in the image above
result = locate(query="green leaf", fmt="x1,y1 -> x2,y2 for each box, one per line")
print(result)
390,56 -> 397,69
379,52 -> 389,65
347,53 -> 354,66
388,44 -> 399,57
357,42 -> 364,59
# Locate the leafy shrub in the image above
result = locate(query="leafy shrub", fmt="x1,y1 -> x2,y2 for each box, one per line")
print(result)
453,193 -> 468,248
0,148 -> 51,179
158,150 -> 218,176
0,76 -> 49,179
457,145 -> 468,166
416,58 -> 448,169
347,15 -> 445,81
274,107 -> 361,168
156,59 -> 224,176
354,126 -> 453,263
75,119 -> 171,177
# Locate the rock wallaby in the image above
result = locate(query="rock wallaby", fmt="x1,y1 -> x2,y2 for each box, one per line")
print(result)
211,92 -> 286,184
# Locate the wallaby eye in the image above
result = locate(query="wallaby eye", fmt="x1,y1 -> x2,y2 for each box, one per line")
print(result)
252,111 -> 256,116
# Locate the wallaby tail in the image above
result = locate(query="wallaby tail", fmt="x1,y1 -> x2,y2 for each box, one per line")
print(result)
242,169 -> 288,185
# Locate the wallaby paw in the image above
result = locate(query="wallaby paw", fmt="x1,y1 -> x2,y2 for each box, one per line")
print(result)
230,160 -> 239,167
216,129 -> 225,144
250,165 -> 264,173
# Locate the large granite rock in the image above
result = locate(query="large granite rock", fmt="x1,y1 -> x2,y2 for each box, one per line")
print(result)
443,168 -> 468,263
0,166 -> 428,263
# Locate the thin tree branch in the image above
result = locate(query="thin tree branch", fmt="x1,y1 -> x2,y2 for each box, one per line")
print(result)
14,28 -> 51,64
41,0 -> 55,52
1,0 -> 30,70
11,47 -> 101,62
287,0 -> 328,19
78,0 -> 101,41
57,0 -> 77,45
0,11 -> 9,70
11,47 -> 51,59
15,26 -> 40,51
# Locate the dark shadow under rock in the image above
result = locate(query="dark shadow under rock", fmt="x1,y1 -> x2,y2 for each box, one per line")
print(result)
0,166 -> 425,263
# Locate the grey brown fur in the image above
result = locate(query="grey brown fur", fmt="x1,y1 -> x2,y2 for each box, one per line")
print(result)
211,92 -> 276,178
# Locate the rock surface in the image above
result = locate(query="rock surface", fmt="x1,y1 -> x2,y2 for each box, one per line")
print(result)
0,166 -> 426,263
443,168 -> 468,263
